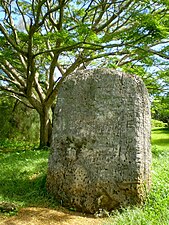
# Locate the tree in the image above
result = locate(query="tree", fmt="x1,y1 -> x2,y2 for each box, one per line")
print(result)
0,92 -> 39,141
0,0 -> 168,147
152,95 -> 169,127
151,68 -> 169,127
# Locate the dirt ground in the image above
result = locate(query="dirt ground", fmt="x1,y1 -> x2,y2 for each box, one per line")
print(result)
0,207 -> 109,225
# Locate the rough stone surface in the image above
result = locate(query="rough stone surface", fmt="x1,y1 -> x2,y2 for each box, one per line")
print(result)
47,68 -> 151,213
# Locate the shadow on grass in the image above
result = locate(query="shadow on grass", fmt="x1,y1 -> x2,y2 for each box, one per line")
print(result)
151,146 -> 168,157
0,170 -> 55,208
0,149 -> 60,210
151,128 -> 169,153
151,127 -> 169,134
151,138 -> 169,146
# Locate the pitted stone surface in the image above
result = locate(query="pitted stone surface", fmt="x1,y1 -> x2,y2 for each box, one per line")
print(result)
47,68 -> 151,213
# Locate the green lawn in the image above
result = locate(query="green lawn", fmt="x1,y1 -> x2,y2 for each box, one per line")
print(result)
0,128 -> 169,224
0,143 -> 57,212
151,128 -> 169,153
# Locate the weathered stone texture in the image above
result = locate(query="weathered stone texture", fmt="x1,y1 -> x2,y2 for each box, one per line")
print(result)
47,68 -> 151,213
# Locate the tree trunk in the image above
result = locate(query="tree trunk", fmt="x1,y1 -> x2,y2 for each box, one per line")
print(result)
39,108 -> 52,148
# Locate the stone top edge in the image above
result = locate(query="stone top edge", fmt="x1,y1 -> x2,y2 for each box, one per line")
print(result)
64,68 -> 143,83
61,68 -> 148,94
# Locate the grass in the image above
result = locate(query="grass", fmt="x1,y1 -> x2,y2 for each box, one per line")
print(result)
0,141 -> 58,215
0,128 -> 169,224
0,139 -> 38,153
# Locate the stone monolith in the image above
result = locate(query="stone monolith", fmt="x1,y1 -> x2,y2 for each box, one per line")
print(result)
47,68 -> 151,213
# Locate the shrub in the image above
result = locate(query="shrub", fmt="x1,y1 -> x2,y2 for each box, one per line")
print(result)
151,119 -> 167,128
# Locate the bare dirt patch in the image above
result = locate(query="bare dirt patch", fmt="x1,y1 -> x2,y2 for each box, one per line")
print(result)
0,207 -> 108,225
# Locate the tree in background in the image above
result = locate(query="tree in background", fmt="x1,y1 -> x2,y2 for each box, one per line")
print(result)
151,69 -> 169,127
0,92 -> 39,142
0,0 -> 168,147
152,95 -> 169,127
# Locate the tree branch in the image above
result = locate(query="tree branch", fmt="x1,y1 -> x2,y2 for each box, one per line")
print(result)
95,0 -> 133,32
34,72 -> 45,103
149,49 -> 169,60
92,1 -> 109,29
0,24 -> 27,56
34,0 -> 46,24
0,85 -> 26,97
44,55 -> 83,108
10,94 -> 34,109
16,0 -> 29,33
0,74 -> 23,90
56,61 -> 65,75
34,42 -> 104,57
1,60 -> 26,87
26,19 -> 36,97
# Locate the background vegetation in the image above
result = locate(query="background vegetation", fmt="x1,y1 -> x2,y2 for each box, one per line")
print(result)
0,95 -> 39,144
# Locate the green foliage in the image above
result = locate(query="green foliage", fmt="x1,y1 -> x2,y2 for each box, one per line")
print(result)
151,119 -> 167,128
0,95 -> 39,143
152,95 -> 169,127
0,139 -> 37,152
121,65 -> 162,95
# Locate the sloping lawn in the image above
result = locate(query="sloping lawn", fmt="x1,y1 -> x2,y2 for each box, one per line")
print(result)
0,145 -> 52,209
